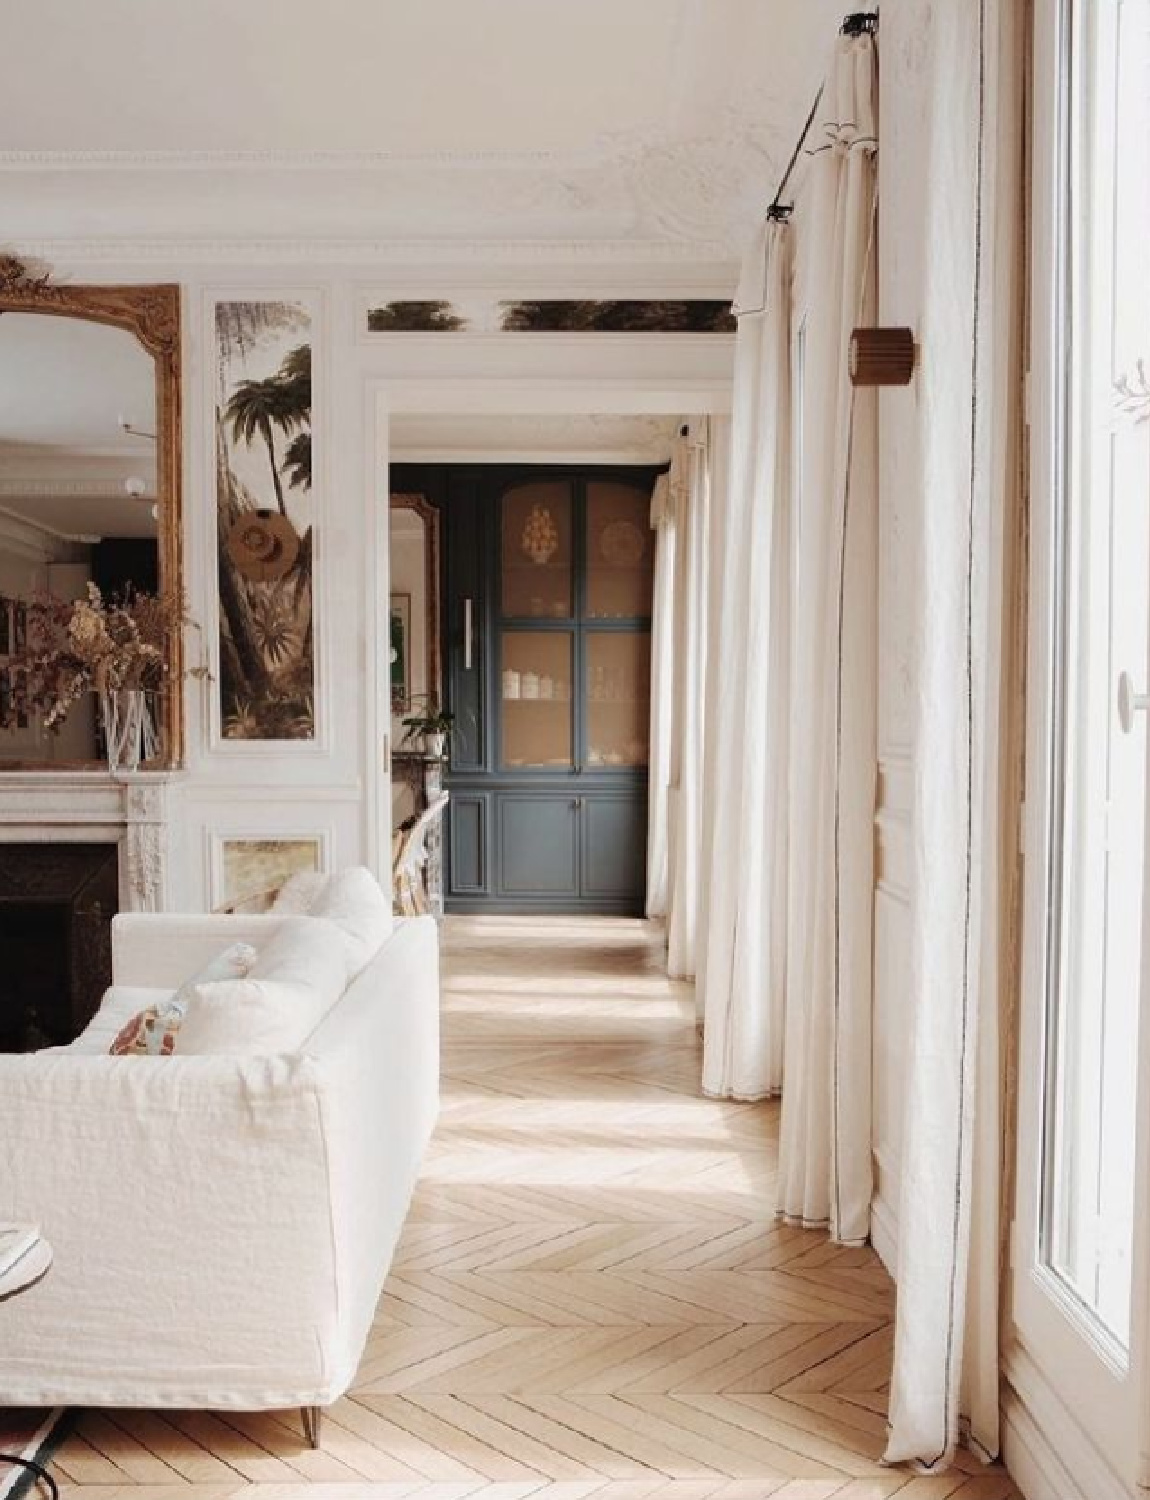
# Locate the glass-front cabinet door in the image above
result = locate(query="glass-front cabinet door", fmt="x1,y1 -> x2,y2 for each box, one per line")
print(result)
500,630 -> 574,770
497,475 -> 653,776
586,631 -> 651,769
585,480 -> 654,621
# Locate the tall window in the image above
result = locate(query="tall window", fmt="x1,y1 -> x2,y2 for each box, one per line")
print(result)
1040,0 -> 1150,1349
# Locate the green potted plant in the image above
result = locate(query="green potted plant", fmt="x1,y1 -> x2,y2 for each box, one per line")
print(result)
400,696 -> 454,759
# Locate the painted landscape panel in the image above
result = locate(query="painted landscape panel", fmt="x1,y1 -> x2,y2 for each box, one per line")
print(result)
366,297 -> 736,334
221,836 -> 321,908
214,299 -> 316,741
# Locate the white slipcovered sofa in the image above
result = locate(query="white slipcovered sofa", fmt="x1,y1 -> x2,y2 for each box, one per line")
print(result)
0,888 -> 439,1432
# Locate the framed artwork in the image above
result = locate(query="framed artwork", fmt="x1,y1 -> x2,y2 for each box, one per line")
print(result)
390,593 -> 411,710
219,837 -> 322,909
213,298 -> 316,742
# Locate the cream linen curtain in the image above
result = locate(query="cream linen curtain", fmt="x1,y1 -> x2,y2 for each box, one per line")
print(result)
697,223 -> 791,1097
776,30 -> 878,1247
884,0 -> 1024,1470
666,420 -> 717,979
645,468 -> 676,919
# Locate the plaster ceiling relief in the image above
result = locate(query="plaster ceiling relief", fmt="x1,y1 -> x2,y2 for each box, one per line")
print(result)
0,0 -> 848,256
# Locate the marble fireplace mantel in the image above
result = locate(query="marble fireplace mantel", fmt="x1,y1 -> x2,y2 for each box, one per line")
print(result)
0,771 -> 183,912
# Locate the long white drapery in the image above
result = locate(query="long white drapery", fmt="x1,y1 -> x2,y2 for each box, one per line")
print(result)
776,32 -> 878,1246
666,421 -> 717,979
645,468 -> 676,919
649,422 -> 724,978
884,0 -> 1023,1469
698,33 -> 879,1248
697,223 -> 791,1098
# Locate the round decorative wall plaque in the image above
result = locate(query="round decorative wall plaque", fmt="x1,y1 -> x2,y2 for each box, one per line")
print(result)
600,519 -> 645,567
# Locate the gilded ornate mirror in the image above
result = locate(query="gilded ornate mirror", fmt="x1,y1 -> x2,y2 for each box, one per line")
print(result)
0,256 -> 184,768
389,492 -> 442,734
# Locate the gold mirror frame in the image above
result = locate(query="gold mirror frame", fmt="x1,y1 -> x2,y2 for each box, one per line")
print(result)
389,492 -> 441,716
0,254 -> 184,769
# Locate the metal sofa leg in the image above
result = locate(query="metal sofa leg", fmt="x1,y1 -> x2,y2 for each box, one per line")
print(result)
301,1405 -> 323,1449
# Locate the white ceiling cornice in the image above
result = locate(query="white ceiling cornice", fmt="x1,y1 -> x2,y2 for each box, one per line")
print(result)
0,148 -> 598,170
8,237 -> 739,273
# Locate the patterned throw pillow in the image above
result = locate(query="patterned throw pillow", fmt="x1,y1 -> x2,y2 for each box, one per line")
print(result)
110,998 -> 187,1056
108,941 -> 259,1057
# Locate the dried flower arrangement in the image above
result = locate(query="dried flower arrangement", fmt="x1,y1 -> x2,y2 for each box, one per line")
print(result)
0,583 -> 200,734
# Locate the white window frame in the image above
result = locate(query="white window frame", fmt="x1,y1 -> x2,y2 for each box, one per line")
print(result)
1012,0 -> 1150,1487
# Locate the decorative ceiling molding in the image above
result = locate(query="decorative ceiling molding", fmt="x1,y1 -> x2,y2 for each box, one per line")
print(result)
0,505 -> 77,560
0,111 -> 783,262
0,148 -> 585,170
0,478 -> 149,500
9,238 -> 740,271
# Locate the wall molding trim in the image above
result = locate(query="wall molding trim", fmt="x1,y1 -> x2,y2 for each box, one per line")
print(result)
1002,1346 -> 1131,1500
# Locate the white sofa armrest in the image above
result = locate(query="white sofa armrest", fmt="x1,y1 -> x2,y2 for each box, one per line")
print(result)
301,916 -> 441,1390
0,1049 -> 338,1407
111,913 -> 292,987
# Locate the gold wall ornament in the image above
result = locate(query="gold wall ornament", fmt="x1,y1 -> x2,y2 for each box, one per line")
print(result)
0,257 -> 185,768
521,503 -> 559,565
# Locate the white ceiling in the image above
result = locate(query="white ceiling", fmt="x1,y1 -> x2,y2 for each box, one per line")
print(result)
0,0 -> 847,261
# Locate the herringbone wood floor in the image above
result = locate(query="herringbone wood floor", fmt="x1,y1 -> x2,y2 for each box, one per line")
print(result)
52,915 -> 1021,1499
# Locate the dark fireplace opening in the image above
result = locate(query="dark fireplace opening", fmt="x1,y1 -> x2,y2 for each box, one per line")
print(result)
0,844 -> 118,1053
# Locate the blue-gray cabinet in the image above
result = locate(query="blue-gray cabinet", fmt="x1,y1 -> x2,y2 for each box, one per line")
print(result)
393,463 -> 658,914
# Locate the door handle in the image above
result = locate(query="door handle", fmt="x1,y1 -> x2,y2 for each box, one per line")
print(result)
1118,671 -> 1150,734
463,597 -> 474,671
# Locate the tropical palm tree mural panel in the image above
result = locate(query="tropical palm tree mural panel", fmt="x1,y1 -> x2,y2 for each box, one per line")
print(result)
214,300 -> 316,741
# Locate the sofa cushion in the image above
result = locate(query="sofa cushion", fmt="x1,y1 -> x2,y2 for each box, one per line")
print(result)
106,940 -> 260,1057
177,916 -> 349,1056
271,870 -> 330,914
307,866 -> 390,977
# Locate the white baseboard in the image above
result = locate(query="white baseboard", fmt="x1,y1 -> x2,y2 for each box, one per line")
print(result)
1002,1346 -> 1132,1500
870,1191 -> 898,1278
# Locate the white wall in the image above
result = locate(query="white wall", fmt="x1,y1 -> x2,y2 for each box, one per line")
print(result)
23,254 -> 735,911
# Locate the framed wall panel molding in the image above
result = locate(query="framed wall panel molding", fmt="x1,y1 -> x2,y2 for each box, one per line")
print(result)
207,825 -> 333,911
201,288 -> 332,760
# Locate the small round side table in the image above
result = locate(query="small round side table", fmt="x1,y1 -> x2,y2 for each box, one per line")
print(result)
0,1236 -> 58,1500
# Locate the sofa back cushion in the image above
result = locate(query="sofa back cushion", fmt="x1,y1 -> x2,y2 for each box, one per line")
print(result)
178,917 -> 349,1056
271,870 -> 330,914
307,866 -> 391,977
107,941 -> 259,1057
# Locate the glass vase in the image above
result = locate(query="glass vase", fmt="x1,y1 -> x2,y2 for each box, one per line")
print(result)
100,689 -> 156,774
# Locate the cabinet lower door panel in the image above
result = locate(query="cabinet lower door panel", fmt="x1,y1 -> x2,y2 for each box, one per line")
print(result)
497,795 -> 580,898
581,796 -> 647,902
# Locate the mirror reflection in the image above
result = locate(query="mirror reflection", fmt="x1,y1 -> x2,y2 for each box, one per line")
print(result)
389,492 -> 442,827
0,312 -> 159,764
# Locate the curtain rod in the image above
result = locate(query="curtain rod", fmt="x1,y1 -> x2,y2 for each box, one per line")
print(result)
765,10 -> 879,221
